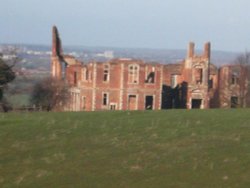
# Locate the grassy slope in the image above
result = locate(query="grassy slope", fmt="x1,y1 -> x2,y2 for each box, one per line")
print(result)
0,110 -> 249,188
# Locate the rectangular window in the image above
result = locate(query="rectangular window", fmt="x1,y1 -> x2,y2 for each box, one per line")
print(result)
74,72 -> 77,85
231,72 -> 239,85
208,78 -> 213,89
171,75 -> 178,88
110,103 -> 116,110
103,70 -> 108,81
128,65 -> 139,84
145,66 -> 155,83
194,68 -> 203,84
62,62 -> 66,79
145,72 -> 155,83
103,65 -> 110,82
83,68 -> 88,81
102,93 -> 109,106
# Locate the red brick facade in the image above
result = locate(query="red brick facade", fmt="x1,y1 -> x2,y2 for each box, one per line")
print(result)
51,26 -> 248,111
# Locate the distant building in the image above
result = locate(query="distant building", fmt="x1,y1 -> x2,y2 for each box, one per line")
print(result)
96,51 -> 114,59
51,26 -> 248,111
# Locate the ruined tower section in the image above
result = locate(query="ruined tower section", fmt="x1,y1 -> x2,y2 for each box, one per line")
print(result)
219,65 -> 248,108
51,26 -> 63,79
183,42 -> 211,109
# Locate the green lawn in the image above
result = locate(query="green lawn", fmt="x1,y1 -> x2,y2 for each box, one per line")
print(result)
0,110 -> 249,188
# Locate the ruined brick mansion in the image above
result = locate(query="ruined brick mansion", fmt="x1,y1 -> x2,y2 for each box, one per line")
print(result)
51,26 -> 248,111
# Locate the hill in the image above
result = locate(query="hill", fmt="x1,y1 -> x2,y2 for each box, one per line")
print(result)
1,44 -> 240,66
0,110 -> 249,187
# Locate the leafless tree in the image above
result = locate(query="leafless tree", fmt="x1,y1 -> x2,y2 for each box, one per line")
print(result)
30,77 -> 70,111
235,51 -> 250,65
234,51 -> 250,107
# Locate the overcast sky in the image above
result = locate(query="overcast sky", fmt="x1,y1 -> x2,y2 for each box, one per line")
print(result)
1,0 -> 250,52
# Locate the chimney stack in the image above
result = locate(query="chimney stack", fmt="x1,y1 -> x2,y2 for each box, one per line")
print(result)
188,42 -> 195,58
204,42 -> 211,59
52,26 -> 63,57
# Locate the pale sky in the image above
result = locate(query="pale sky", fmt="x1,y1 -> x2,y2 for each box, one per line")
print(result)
1,0 -> 250,52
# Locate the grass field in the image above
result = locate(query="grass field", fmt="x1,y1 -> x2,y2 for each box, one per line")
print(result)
0,109 -> 249,188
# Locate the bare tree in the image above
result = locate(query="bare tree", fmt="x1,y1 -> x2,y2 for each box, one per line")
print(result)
235,51 -> 250,65
0,52 -> 16,112
234,51 -> 250,107
30,77 -> 70,111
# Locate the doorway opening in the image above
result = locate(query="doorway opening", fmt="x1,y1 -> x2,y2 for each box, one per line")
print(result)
145,96 -> 153,110
231,96 -> 238,108
128,95 -> 137,110
192,99 -> 202,109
